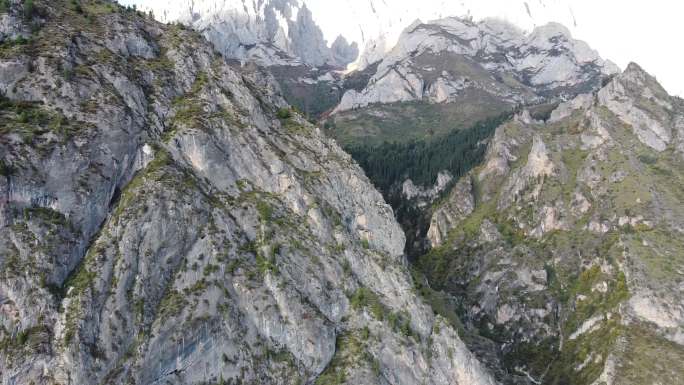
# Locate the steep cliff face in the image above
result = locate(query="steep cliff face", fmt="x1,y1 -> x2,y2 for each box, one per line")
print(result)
421,62 -> 684,384
0,1 -> 496,384
160,0 -> 357,69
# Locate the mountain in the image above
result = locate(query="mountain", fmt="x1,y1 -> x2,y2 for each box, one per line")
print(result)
333,17 -> 617,114
320,16 -> 618,256
132,0 -> 361,121
326,17 -> 617,152
314,11 -> 684,384
419,62 -> 684,384
305,0 -> 588,72
145,0 -> 358,69
2,1 -> 683,385
0,1 -> 496,384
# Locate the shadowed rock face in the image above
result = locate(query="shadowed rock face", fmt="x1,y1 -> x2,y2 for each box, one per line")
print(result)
0,1 -> 497,384
331,35 -> 359,68
421,61 -> 684,385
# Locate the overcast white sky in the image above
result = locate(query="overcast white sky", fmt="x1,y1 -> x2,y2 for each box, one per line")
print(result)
119,0 -> 683,96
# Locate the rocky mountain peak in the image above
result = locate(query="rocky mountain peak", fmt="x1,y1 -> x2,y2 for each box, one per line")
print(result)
332,16 -> 617,113
619,61 -> 669,94
171,0 -> 358,68
598,60 -> 678,152
404,18 -> 424,33
624,61 -> 647,75
529,21 -> 572,41
331,35 -> 359,66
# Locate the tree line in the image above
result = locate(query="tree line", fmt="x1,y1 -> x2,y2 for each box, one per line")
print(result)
346,113 -> 511,193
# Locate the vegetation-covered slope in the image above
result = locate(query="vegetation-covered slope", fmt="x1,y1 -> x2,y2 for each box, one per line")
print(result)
327,91 -> 513,148
417,63 -> 684,384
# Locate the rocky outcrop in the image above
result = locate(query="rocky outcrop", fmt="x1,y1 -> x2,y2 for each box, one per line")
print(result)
401,171 -> 453,206
549,93 -> 594,122
165,0 -> 357,68
331,35 -> 359,69
498,134 -> 555,211
286,4 -> 340,67
0,3 -> 31,41
0,2 -> 495,384
427,176 -> 474,247
598,62 -> 675,151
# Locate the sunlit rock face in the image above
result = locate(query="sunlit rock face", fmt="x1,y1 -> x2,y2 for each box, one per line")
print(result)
334,17 -> 618,113
164,0 -> 357,68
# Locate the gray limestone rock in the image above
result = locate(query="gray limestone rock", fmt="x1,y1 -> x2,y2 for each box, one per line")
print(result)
334,17 -> 618,113
0,2 -> 495,384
